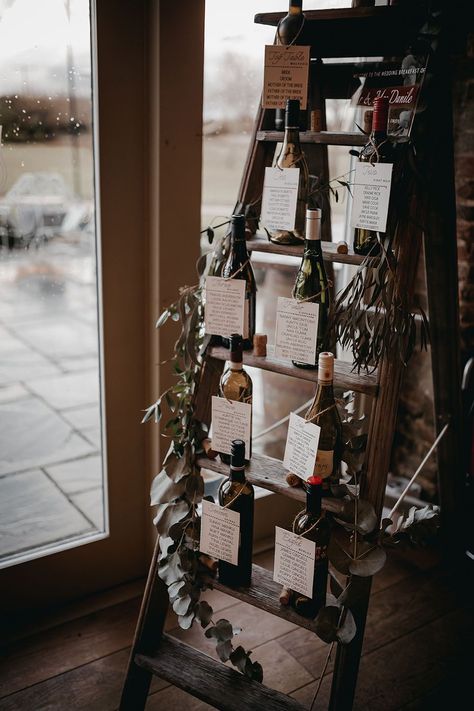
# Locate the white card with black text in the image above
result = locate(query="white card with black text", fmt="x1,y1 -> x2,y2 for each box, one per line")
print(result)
211,396 -> 252,459
204,276 -> 246,338
283,412 -> 321,482
275,296 -> 319,365
350,162 -> 393,233
200,500 -> 240,566
262,45 -> 311,109
261,167 -> 300,232
273,526 -> 316,598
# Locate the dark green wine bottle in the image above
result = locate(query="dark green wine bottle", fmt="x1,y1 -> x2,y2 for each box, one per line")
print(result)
290,475 -> 330,618
292,208 -> 330,368
353,96 -> 394,256
221,214 -> 256,351
275,0 -> 305,131
218,439 -> 254,587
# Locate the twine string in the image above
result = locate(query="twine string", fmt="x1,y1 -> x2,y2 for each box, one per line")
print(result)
222,259 -> 251,280
294,279 -> 333,304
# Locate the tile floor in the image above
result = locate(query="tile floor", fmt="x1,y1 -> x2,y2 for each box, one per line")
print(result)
0,237 -> 105,564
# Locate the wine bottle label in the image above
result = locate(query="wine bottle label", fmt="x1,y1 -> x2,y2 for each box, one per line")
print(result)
313,449 -> 334,479
315,544 -> 328,561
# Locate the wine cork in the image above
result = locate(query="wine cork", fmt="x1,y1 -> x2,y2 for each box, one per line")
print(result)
336,240 -> 348,254
279,586 -> 292,606
310,109 -> 323,132
318,351 -> 334,383
363,109 -> 373,134
253,333 -> 267,357
286,472 -> 303,487
203,438 -> 218,460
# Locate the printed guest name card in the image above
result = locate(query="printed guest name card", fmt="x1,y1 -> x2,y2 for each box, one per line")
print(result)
211,396 -> 252,459
261,167 -> 300,232
273,526 -> 316,598
200,500 -> 240,566
274,296 -> 319,365
263,45 -> 311,109
204,276 -> 246,338
283,412 -> 321,481
350,162 -> 393,233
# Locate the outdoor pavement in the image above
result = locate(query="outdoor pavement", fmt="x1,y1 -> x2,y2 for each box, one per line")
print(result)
0,235 -> 105,566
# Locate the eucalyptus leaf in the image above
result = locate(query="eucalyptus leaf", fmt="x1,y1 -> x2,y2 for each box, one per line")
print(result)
178,608 -> 195,630
195,600 -> 213,628
173,594 -> 193,616
156,309 -> 170,329
216,639 -> 233,662
150,470 -> 186,506
229,646 -> 247,672
337,608 -> 357,644
153,500 -> 190,535
168,579 -> 186,601
162,444 -> 193,482
249,661 -> 264,683
349,546 -> 386,577
314,605 -> 340,643
335,498 -> 377,535
158,551 -> 184,586
185,472 -> 204,499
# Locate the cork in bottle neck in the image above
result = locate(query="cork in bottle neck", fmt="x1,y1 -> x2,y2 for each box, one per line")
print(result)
318,351 -> 334,384
305,208 -> 322,241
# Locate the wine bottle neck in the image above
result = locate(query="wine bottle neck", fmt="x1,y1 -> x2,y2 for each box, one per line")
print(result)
314,381 -> 334,402
303,239 -> 322,256
229,359 -> 243,371
307,487 -> 322,516
283,127 -> 301,144
230,464 -> 246,483
370,129 -> 387,144
230,235 -> 248,259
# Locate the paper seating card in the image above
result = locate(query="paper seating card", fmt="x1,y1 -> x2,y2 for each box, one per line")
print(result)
273,526 -> 316,598
262,45 -> 310,109
283,412 -> 321,482
351,162 -> 393,233
211,396 -> 252,459
204,276 -> 246,338
275,296 -> 319,365
261,167 -> 300,232
200,500 -> 240,566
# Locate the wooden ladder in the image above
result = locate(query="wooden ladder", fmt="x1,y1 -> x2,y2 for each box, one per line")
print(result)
120,3 -> 462,709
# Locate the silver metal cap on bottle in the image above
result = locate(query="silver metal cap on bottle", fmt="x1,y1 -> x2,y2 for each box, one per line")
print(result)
305,208 -> 322,241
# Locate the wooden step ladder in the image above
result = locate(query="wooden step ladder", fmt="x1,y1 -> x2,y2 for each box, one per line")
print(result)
120,3 -> 462,709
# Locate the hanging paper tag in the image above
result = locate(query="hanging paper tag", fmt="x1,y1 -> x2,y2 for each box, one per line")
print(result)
283,412 -> 321,482
204,276 -> 246,338
262,45 -> 310,109
211,396 -> 252,459
261,167 -> 300,232
273,526 -> 316,598
200,500 -> 240,565
350,162 -> 393,233
275,296 -> 319,364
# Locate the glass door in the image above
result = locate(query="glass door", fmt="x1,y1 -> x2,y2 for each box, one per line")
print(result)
0,0 -> 149,610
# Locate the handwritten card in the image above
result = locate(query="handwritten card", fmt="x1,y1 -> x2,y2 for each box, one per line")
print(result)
263,45 -> 310,109
261,167 -> 300,232
274,526 -> 316,598
200,500 -> 240,565
211,396 -> 252,459
350,162 -> 393,233
283,412 -> 321,482
275,296 -> 319,364
204,276 -> 246,338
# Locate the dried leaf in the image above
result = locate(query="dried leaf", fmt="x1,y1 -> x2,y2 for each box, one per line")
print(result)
150,470 -> 186,506
153,500 -> 190,535
349,546 -> 386,577
314,605 -> 340,643
156,309 -> 170,329
216,639 -> 233,662
195,600 -> 213,628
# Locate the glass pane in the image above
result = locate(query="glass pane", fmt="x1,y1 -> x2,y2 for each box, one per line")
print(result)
0,0 -> 106,568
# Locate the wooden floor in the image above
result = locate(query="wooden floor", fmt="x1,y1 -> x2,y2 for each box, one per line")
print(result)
0,547 -> 473,711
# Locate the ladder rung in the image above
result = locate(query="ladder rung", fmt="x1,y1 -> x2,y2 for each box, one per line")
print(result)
214,563 -> 329,632
197,451 -> 344,514
208,344 -> 379,396
247,234 -> 376,267
256,130 -> 367,147
135,634 -> 306,711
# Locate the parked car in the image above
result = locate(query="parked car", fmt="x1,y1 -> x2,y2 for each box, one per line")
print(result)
0,172 -> 89,248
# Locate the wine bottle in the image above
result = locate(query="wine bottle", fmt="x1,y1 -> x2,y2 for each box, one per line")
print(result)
269,99 -> 309,246
292,208 -> 330,368
218,334 -> 253,465
353,96 -> 394,256
221,214 -> 256,350
290,475 -> 330,618
275,0 -> 305,131
218,439 -> 254,587
305,352 -> 343,493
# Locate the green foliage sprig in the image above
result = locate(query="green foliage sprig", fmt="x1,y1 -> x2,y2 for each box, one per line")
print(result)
146,255 -> 263,682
